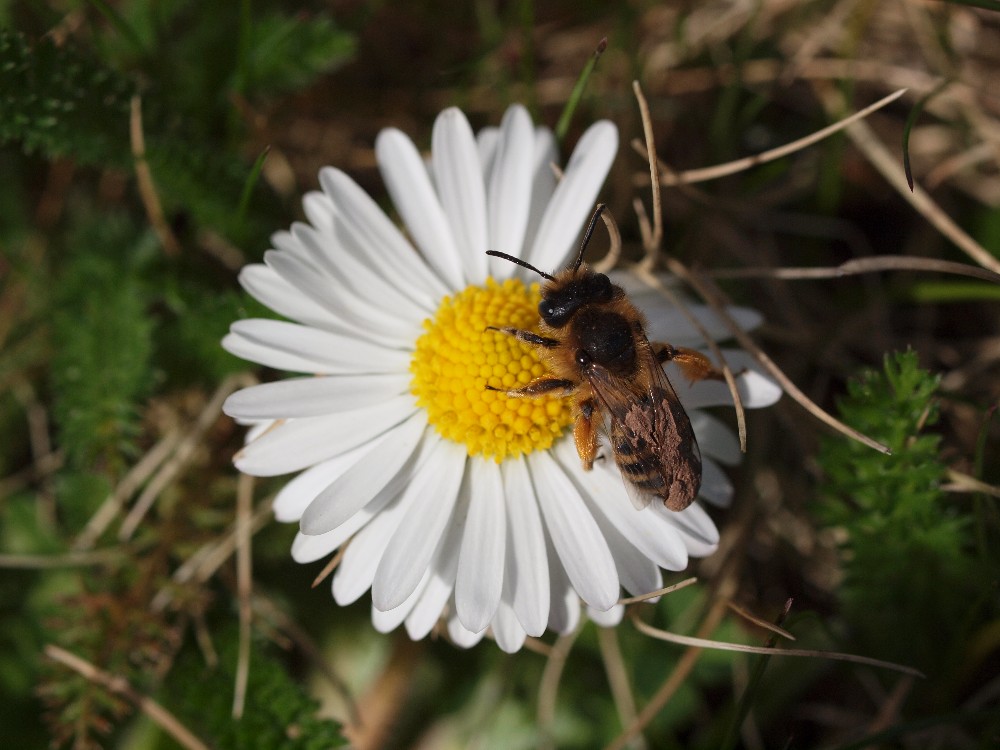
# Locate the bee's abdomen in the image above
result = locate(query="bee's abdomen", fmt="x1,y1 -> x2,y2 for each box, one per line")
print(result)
615,437 -> 669,494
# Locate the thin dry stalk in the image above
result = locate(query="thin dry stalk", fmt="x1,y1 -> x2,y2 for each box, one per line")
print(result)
311,544 -> 347,588
232,473 -> 254,719
592,203 -> 624,273
0,550 -> 119,569
44,644 -> 210,750
632,80 -> 663,271
598,627 -> 646,750
130,96 -> 181,257
727,601 -> 797,641
943,470 -> 1000,499
537,624 -> 582,750
118,373 -> 257,543
73,428 -> 182,550
709,255 -> 1000,284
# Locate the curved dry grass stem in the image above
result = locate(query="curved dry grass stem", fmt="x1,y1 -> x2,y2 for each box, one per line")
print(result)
630,616 -> 924,678
633,80 -> 663,271
592,204 -> 624,273
538,624 -> 582,750
650,89 -> 907,187
943,469 -> 1000,499
44,644 -> 211,750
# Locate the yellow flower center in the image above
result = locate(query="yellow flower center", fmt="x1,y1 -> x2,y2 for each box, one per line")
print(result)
410,277 -> 574,461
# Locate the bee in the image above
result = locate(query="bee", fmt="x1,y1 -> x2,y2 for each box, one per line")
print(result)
486,204 -> 726,512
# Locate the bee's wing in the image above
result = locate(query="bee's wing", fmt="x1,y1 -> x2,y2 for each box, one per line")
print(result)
585,338 -> 702,512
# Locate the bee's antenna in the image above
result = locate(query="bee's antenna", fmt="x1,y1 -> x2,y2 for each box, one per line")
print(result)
571,203 -> 607,272
485,251 -> 556,281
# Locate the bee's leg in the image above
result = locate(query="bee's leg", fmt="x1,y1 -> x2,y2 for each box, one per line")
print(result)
651,342 -> 727,383
573,398 -> 599,470
486,326 -> 559,349
485,377 -> 576,398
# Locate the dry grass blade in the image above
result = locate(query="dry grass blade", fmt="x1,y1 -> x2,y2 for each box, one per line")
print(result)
631,617 -> 924,677
0,550 -> 119,569
632,80 -> 663,269
943,469 -> 1000,498
44,644 -> 210,750
818,88 -> 1000,275
651,89 -> 907,186
727,601 -> 797,641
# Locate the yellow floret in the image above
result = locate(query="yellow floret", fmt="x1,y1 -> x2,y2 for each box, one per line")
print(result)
410,278 -> 573,461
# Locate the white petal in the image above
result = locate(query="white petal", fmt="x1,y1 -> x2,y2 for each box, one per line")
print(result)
432,107 -> 489,284
486,105 -> 534,278
653,501 -> 719,558
223,373 -> 410,420
264,248 -> 415,348
332,488 -> 416,605
526,120 -> 618,272
588,604 -> 625,628
455,460 -> 506,633
301,191 -> 336,234
476,126 -> 499,178
289,529 -> 340,564
544,530 -> 581,635
528,452 -> 619,611
300,413 -> 427,535
556,438 -> 689,571
371,440 -> 466,611
502,458 -> 549,636
404,489 -> 469,640
699,458 -> 733,507
492,598 -> 526,653
292,487 -> 396,563
234,395 -> 416,476
522,128 -> 559,262
676,351 -> 782,410
375,128 -> 465,290
225,319 -> 410,375
689,412 -> 742,466
447,613 -> 486,649
238,264 -> 339,331
290,221 -> 430,326
372,570 -> 429,633
273,442 -> 375,522
318,168 -> 448,304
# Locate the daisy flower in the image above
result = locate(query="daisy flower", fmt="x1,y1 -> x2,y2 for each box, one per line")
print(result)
222,104 -> 781,652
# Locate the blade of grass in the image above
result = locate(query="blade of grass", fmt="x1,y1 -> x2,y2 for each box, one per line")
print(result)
903,80 -> 950,190
236,145 -> 270,227
554,37 -> 607,144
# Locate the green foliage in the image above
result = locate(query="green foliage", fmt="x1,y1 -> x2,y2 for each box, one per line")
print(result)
167,629 -> 347,750
816,351 -> 987,681
237,12 -> 356,99
0,28 -> 135,164
49,215 -> 157,477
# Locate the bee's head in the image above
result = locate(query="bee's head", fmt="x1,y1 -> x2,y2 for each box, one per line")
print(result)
537,270 -> 614,327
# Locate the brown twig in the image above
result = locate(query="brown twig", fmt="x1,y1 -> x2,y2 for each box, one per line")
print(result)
232,473 -> 254,719
598,626 -> 646,750
618,577 -> 698,605
44,644 -> 210,750
130,96 -> 181,257
538,624 -> 583,750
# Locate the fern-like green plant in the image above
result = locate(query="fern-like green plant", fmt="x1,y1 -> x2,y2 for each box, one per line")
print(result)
817,351 -> 986,686
166,628 -> 347,750
0,28 -> 135,164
